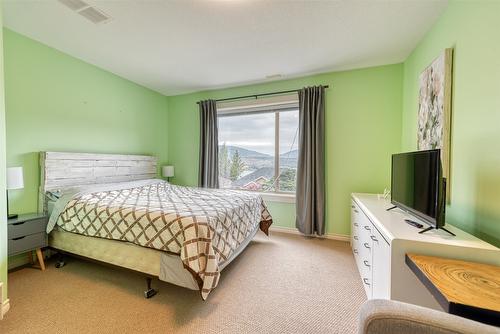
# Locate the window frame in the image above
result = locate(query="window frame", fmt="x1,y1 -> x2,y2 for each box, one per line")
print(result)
217,97 -> 299,196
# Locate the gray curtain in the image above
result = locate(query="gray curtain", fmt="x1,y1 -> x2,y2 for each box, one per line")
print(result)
198,99 -> 219,188
296,86 -> 326,235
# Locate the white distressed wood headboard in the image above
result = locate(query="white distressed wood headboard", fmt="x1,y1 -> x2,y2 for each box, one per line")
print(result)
39,151 -> 158,212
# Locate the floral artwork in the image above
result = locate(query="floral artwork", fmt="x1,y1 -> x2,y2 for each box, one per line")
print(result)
417,48 -> 453,194
418,52 -> 444,149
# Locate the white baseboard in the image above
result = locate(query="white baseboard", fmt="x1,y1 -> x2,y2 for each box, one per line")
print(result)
269,226 -> 350,242
1,298 -> 10,319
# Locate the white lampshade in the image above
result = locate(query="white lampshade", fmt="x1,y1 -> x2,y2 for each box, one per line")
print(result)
7,167 -> 24,190
162,166 -> 174,178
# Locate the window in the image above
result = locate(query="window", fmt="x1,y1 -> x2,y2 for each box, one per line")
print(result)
218,97 -> 299,194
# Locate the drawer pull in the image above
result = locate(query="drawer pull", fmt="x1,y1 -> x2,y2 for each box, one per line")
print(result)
354,209 -> 359,213
12,236 -> 26,241
363,260 -> 370,267
370,235 -> 378,242
363,242 -> 371,249
351,205 -> 355,209
353,222 -> 358,227
353,249 -> 358,254
363,278 -> 370,286
353,236 -> 358,240
364,226 -> 371,230
12,221 -> 26,226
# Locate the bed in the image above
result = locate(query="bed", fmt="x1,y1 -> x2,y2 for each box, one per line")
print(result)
40,152 -> 273,300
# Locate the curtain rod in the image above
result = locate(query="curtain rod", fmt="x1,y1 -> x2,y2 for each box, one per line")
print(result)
196,85 -> 330,104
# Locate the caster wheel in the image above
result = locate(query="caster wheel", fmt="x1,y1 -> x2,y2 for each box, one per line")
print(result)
144,288 -> 158,299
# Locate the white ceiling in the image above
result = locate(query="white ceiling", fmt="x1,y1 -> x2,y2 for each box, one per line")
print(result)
2,0 -> 448,96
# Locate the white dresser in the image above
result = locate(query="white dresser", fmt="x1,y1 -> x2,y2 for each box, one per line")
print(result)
351,193 -> 500,310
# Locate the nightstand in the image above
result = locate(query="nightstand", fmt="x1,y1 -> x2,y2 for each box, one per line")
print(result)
8,213 -> 49,271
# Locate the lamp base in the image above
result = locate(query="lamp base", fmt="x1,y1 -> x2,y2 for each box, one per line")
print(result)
6,190 -> 19,220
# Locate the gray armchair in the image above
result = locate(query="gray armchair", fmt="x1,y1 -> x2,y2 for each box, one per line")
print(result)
359,299 -> 499,334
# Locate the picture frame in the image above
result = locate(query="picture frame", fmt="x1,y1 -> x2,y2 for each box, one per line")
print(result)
417,48 -> 453,199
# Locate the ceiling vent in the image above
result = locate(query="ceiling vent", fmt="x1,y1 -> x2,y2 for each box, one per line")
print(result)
78,6 -> 111,24
58,0 -> 88,11
58,0 -> 112,25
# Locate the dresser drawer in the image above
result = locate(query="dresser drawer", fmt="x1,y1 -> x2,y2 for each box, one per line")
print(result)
351,201 -> 362,224
359,220 -> 372,253
351,215 -> 360,233
361,275 -> 372,297
351,200 -> 361,247
357,242 -> 372,274
8,218 -> 47,239
8,232 -> 47,256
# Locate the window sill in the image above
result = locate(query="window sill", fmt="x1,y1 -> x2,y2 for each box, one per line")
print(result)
260,192 -> 296,204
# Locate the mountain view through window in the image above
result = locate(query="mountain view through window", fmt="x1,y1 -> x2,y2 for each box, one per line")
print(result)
218,108 -> 298,193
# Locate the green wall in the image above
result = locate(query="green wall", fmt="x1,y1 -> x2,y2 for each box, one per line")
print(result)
167,64 -> 403,235
401,1 -> 500,246
0,7 -> 8,304
3,29 -> 169,214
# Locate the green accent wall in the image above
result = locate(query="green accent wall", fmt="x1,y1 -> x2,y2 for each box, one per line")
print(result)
401,1 -> 500,246
3,29 -> 169,215
0,7 -> 9,304
167,64 -> 403,235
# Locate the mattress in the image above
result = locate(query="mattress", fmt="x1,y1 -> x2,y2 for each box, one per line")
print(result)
49,228 -> 199,290
46,179 -> 271,298
49,225 -> 259,291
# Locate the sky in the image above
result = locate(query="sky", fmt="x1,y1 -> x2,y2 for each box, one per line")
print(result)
218,109 -> 299,156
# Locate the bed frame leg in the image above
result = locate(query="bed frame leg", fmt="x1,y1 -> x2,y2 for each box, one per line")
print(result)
144,277 -> 158,299
55,253 -> 66,268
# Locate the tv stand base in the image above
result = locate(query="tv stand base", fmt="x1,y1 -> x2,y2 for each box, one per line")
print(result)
419,226 -> 456,236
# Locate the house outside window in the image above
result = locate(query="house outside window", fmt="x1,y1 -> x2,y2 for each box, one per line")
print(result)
217,94 -> 299,195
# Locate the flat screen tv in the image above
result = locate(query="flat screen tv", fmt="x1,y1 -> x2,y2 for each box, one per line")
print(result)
390,149 -> 453,235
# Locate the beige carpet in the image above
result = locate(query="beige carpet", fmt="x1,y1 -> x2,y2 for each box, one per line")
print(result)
0,231 -> 366,334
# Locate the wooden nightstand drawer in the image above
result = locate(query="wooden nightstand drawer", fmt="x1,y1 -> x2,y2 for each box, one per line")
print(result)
8,232 -> 47,256
8,218 -> 47,239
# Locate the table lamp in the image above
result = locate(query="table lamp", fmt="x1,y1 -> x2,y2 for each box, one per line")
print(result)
162,166 -> 174,182
7,166 -> 24,219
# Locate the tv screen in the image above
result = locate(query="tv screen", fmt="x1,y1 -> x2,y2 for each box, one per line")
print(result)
391,149 -> 444,227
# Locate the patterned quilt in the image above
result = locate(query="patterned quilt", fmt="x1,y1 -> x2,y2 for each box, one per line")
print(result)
53,180 -> 273,299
